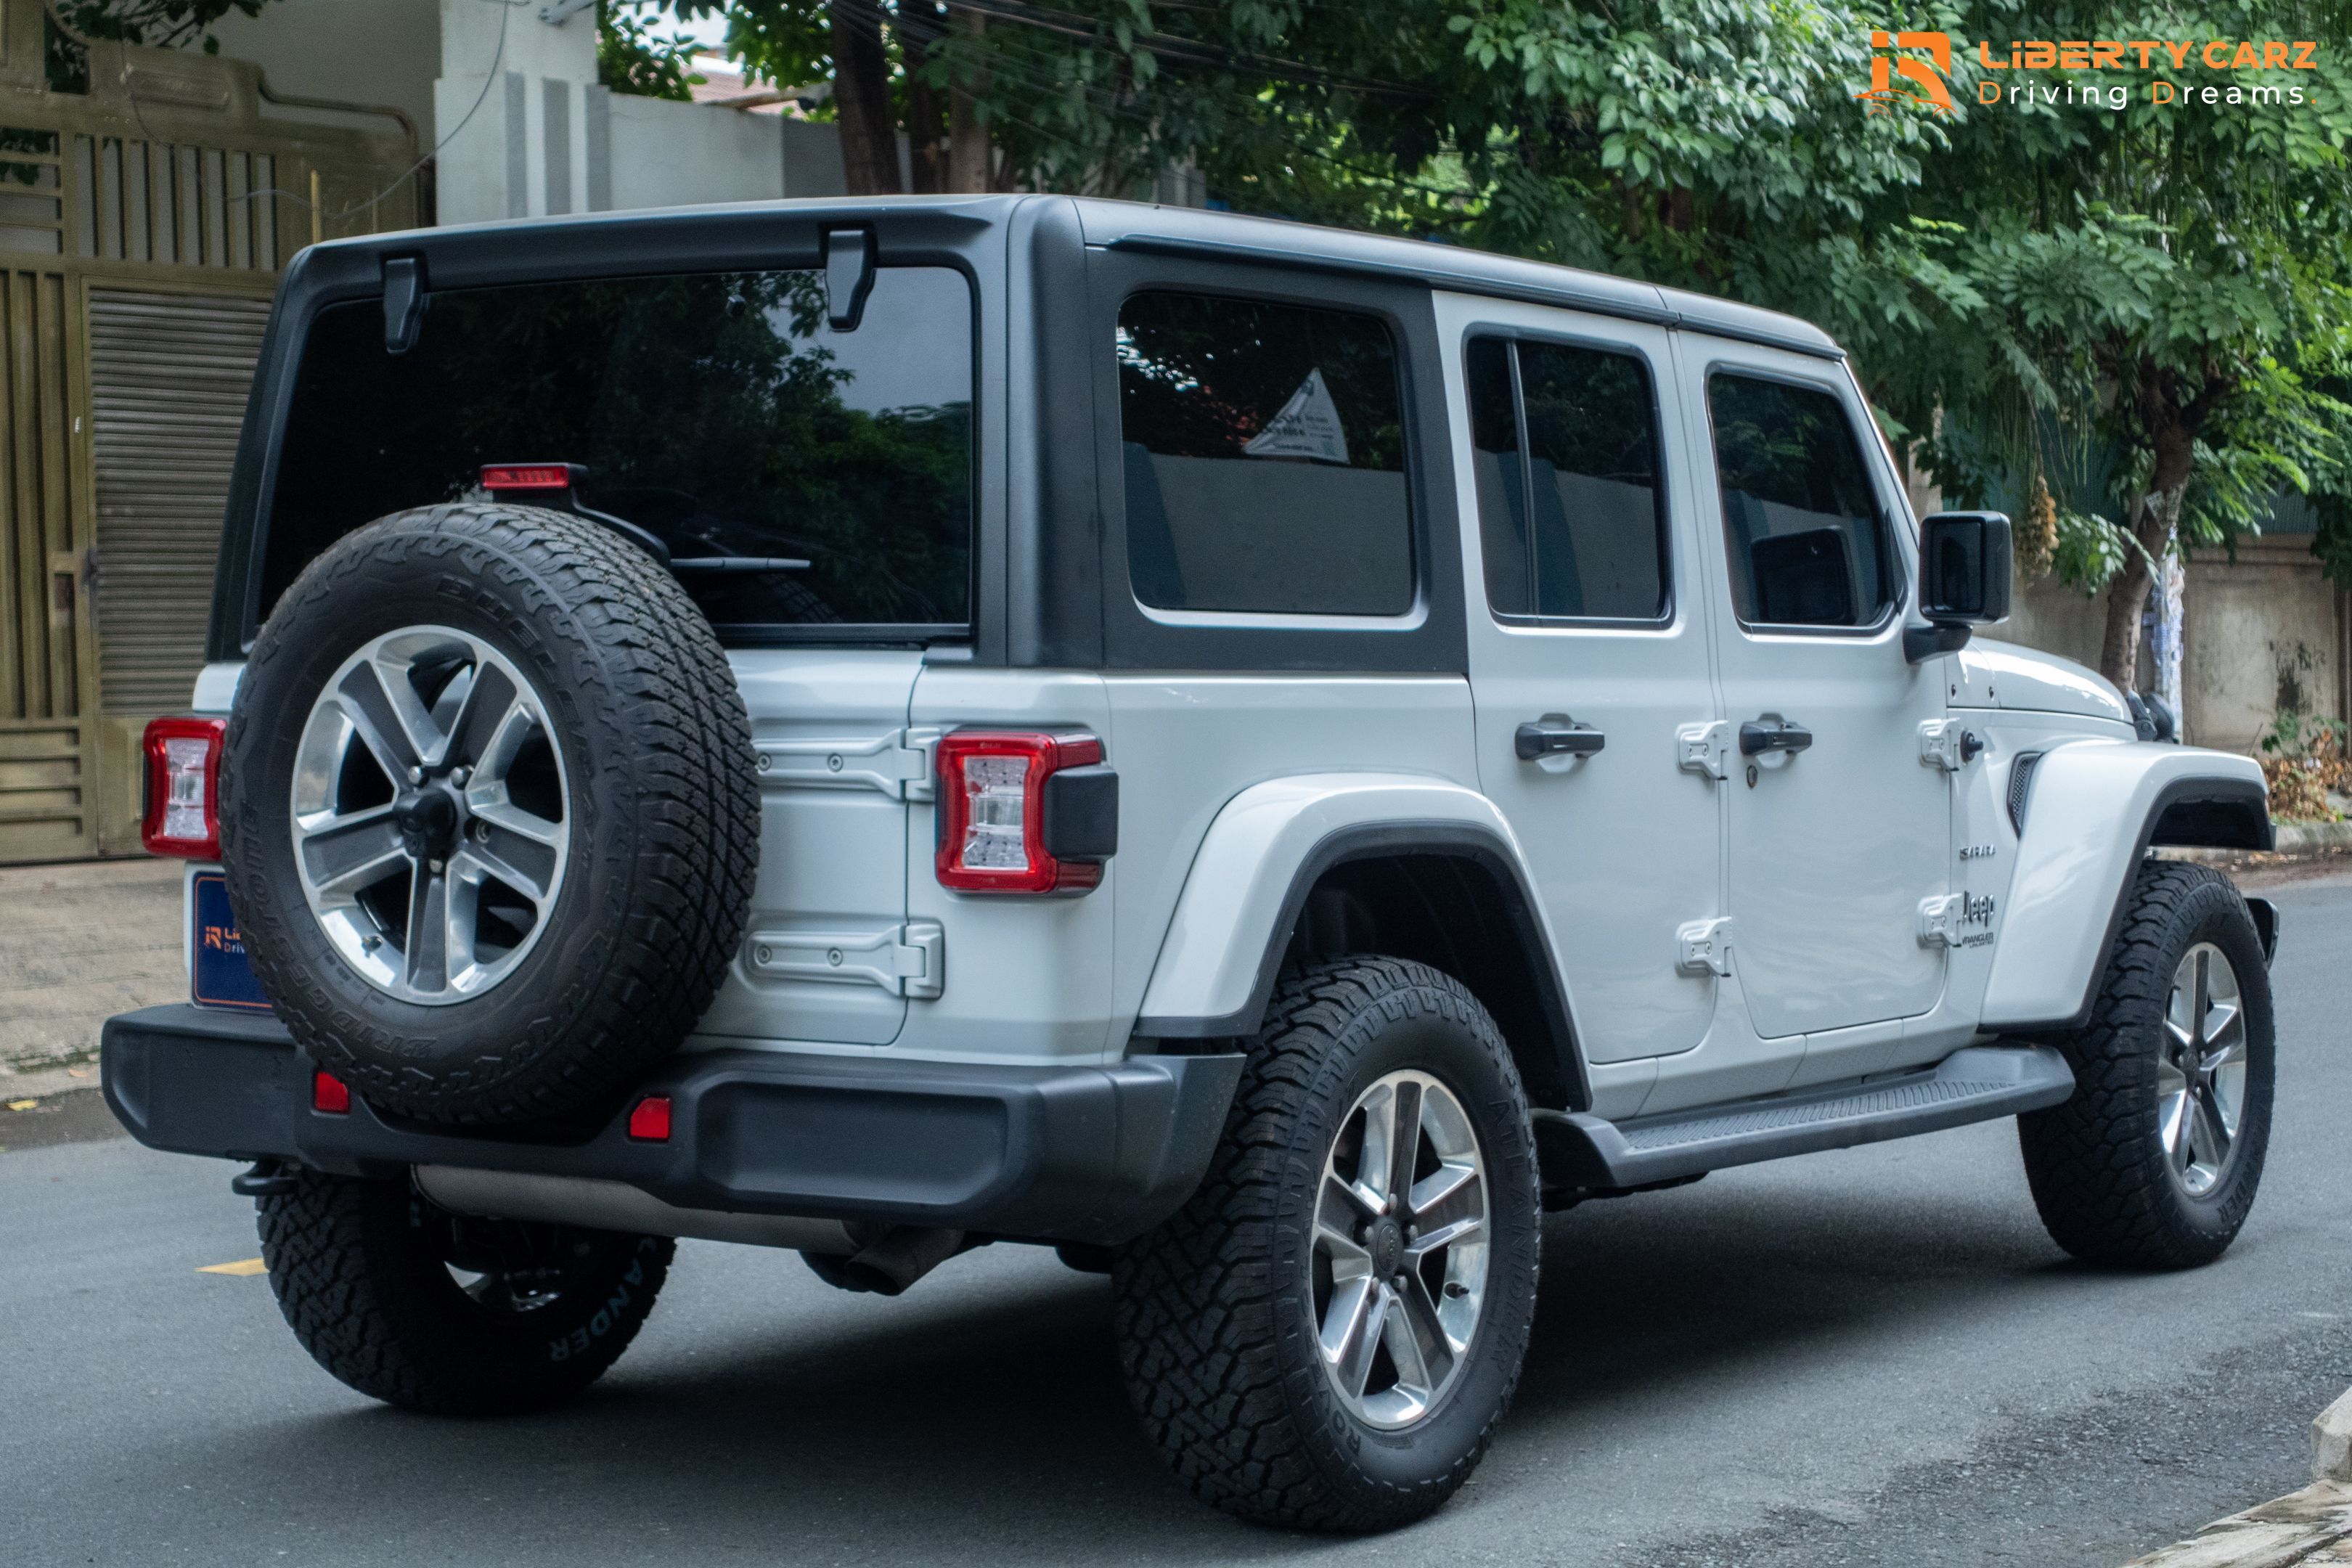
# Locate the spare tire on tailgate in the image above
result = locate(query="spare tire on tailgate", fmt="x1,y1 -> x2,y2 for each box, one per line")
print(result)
220,502 -> 759,1125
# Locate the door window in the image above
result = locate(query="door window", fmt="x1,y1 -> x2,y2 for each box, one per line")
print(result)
1706,374 -> 1894,629
1466,337 -> 1668,621
1116,290 -> 1413,616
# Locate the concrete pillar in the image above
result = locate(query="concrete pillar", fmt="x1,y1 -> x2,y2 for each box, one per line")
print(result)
433,0 -> 600,225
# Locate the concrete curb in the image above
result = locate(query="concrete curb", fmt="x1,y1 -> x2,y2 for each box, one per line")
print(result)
2272,821 -> 2352,856
2123,1390 -> 2352,1566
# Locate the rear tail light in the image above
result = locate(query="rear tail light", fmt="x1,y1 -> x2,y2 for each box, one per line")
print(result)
935,731 -> 1115,894
141,716 -> 226,859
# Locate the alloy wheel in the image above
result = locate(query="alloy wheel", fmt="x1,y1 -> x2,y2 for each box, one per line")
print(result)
1310,1069 -> 1490,1429
289,625 -> 569,1005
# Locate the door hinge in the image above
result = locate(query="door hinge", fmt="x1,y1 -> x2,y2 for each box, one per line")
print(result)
1676,917 -> 1734,976
746,920 -> 944,999
1918,719 -> 1984,772
754,727 -> 940,801
1676,720 -> 1730,782
1916,894 -> 1964,947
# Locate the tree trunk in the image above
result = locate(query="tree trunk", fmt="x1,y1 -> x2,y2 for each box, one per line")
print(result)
946,11 -> 992,193
829,0 -> 902,196
2099,422 -> 2195,691
902,8 -> 947,194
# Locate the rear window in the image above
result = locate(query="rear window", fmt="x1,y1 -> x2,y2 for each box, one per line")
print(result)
262,266 -> 973,634
1116,290 -> 1413,617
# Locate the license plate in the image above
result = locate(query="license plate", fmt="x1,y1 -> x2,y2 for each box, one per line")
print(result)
191,871 -> 271,1011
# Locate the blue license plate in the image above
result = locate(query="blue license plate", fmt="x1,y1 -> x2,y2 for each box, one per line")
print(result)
191,871 -> 272,1011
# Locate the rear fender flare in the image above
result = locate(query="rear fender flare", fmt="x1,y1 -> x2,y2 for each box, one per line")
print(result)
1130,774 -> 1588,1107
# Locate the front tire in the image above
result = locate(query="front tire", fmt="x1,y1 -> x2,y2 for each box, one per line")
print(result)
1111,957 -> 1540,1532
256,1171 -> 674,1416
2018,861 -> 2274,1270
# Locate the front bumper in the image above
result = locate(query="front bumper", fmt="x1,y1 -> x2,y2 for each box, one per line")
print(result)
101,1005 -> 1243,1248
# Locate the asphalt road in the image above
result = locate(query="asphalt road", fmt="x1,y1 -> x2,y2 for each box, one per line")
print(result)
6,873 -> 2350,1568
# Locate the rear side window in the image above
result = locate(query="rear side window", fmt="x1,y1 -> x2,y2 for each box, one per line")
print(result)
1116,290 -> 1413,616
1706,373 -> 1892,629
264,266 -> 973,634
1466,336 -> 1667,621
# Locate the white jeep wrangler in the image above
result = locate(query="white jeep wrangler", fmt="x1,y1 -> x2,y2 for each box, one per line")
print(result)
105,196 -> 2278,1533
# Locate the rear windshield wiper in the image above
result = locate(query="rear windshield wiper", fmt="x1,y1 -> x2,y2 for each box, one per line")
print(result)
480,465 -> 809,578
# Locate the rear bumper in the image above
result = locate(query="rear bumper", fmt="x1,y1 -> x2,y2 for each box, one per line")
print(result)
101,1005 -> 1243,1248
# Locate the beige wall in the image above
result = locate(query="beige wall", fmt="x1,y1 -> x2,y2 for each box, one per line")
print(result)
1998,540 -> 2344,753
2181,538 -> 2345,751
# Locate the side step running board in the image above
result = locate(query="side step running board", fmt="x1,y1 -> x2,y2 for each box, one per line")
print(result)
1534,1045 -> 2075,1191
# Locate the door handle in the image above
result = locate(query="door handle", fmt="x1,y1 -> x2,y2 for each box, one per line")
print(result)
1739,719 -> 1813,756
1516,721 -> 1606,761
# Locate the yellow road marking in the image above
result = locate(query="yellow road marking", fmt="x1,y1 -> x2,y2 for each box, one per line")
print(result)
5,1099 -> 36,1111
197,1258 -> 268,1277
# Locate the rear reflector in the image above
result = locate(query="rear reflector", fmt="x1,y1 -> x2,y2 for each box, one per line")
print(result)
627,1096 -> 672,1142
935,731 -> 1105,894
140,716 -> 227,859
312,1071 -> 351,1114
480,462 -> 576,491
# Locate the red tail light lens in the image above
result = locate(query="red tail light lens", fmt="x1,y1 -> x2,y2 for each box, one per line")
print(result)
480,462 -> 576,491
312,1071 -> 351,1114
627,1096 -> 673,1142
141,716 -> 226,859
936,731 -> 1104,894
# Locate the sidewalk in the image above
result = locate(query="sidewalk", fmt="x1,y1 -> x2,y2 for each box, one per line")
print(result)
0,857 -> 184,1101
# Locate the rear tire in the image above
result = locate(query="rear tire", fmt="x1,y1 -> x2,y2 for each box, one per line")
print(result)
1111,957 -> 1540,1532
256,1171 -> 673,1416
2018,861 -> 2274,1270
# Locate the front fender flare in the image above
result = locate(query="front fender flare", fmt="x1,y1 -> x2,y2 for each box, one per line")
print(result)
1980,741 -> 2269,1030
1130,774 -> 1584,1101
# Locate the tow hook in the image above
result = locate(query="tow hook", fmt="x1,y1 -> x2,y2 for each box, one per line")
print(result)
230,1159 -> 301,1199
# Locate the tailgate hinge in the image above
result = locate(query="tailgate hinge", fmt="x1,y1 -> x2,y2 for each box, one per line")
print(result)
1676,720 -> 1730,782
746,919 -> 944,999
754,727 -> 941,801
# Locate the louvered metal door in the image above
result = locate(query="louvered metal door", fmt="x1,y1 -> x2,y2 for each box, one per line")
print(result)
88,289 -> 266,720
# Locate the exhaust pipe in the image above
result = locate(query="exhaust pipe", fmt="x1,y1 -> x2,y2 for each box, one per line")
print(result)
802,1225 -> 973,1296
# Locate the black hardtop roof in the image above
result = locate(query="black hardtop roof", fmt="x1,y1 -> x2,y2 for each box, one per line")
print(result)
299,192 -> 1844,360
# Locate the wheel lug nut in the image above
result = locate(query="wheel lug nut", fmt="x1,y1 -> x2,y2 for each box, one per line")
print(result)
407,767 -> 423,785
452,767 -> 471,788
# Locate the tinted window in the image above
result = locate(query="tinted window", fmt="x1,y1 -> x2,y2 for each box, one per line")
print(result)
1117,291 -> 1413,616
1467,337 -> 1667,619
1707,374 -> 1891,628
266,267 -> 973,632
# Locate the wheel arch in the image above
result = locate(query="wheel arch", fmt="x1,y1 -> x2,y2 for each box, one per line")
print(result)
1130,777 -> 1589,1111
1983,743 -> 2270,1033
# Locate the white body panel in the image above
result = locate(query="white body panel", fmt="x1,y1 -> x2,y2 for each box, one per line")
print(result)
1432,293 -> 1726,1064
1670,335 -> 1950,1040
1979,740 -> 2266,1027
1135,772 -> 1536,1025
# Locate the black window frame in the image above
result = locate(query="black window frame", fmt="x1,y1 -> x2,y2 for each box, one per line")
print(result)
1080,245 -> 1466,675
1463,329 -> 1676,631
213,206 -> 1003,662
1699,362 -> 1905,638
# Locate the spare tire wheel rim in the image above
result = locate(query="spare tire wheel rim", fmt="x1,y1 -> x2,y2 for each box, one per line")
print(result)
1310,1069 -> 1490,1430
290,624 -> 571,1005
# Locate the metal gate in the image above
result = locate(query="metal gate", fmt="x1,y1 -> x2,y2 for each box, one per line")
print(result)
0,0 -> 417,860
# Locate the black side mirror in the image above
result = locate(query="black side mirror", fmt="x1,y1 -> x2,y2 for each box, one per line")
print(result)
1906,511 -> 2012,662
